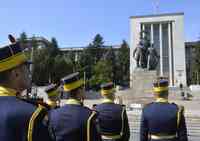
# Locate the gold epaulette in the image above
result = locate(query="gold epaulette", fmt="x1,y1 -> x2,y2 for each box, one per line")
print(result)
27,104 -> 47,141
87,111 -> 97,141
177,105 -> 185,128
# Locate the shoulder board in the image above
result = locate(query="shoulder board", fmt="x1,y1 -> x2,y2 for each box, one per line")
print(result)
92,104 -> 97,107
171,103 -> 184,110
143,102 -> 153,108
19,98 -> 50,110
38,102 -> 51,110
19,98 -> 39,106
122,104 -> 126,107
171,102 -> 178,106
92,109 -> 97,114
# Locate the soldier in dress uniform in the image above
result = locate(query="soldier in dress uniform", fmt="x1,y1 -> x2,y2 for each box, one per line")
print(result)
140,78 -> 188,141
94,82 -> 130,141
48,72 -> 102,141
0,35 -> 52,141
45,84 -> 60,109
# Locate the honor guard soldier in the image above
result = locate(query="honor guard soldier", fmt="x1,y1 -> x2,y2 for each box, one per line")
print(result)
48,72 -> 102,141
45,84 -> 60,109
94,82 -> 130,141
0,35 -> 52,141
140,78 -> 188,141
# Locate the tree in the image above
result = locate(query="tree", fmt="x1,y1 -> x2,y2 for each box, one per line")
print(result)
17,32 -> 75,86
48,37 -> 60,57
87,34 -> 104,64
103,47 -> 117,83
31,37 -> 66,85
79,34 -> 105,83
32,48 -> 49,85
117,40 -> 130,86
90,60 -> 113,90
52,55 -> 73,83
92,34 -> 104,47
18,32 -> 30,58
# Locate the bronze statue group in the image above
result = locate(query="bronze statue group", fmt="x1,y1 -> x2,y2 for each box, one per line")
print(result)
0,35 -> 188,141
133,31 -> 159,70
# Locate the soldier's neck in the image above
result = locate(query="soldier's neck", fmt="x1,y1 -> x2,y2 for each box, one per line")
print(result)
155,97 -> 168,103
0,83 -> 22,94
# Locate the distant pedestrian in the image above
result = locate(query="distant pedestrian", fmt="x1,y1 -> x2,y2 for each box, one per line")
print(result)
179,83 -> 185,100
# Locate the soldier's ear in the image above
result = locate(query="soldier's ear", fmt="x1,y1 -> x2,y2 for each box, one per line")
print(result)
10,69 -> 19,78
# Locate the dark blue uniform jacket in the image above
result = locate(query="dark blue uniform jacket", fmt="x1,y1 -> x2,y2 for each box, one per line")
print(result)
140,98 -> 188,141
94,99 -> 130,141
48,99 -> 102,141
0,86 -> 51,141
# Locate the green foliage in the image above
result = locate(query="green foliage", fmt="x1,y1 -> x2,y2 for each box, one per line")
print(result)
90,60 -> 113,87
80,34 -> 105,81
18,32 -> 130,88
87,34 -> 104,64
116,40 -> 130,86
31,35 -> 39,49
102,47 -> 117,83
17,33 -> 74,85
52,55 -> 73,83
49,37 -> 60,57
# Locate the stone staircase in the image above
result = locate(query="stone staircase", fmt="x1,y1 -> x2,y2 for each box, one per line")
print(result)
127,109 -> 200,141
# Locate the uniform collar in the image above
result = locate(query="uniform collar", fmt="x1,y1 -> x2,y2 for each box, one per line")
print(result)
155,98 -> 168,103
65,98 -> 81,105
47,99 -> 57,108
102,98 -> 114,104
0,86 -> 17,97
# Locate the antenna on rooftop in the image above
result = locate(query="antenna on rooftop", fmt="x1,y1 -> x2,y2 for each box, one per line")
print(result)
153,0 -> 160,14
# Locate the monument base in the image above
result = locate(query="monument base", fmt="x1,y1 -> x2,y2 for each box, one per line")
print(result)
120,69 -> 157,105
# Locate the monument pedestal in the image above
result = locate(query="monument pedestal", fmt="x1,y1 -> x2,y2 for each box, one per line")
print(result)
121,69 -> 157,105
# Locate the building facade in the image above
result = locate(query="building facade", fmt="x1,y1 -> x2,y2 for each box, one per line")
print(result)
130,13 -> 186,86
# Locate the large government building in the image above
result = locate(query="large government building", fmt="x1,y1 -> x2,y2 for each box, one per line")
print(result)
130,13 -> 187,86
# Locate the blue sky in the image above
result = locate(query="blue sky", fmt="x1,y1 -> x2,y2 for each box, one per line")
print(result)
0,0 -> 199,47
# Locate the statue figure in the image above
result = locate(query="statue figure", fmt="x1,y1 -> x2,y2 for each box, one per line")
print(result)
133,40 -> 144,68
133,30 -> 160,70
147,44 -> 159,70
133,37 -> 150,69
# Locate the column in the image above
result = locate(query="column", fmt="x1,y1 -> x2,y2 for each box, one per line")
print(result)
168,22 -> 173,86
151,24 -> 154,44
142,24 -> 145,38
159,23 -> 163,76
